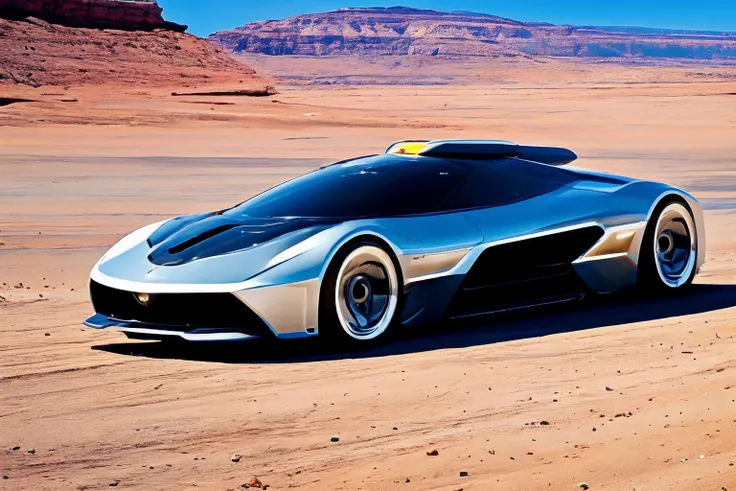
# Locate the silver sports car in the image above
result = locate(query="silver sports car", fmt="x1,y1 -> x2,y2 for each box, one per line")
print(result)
85,140 -> 705,344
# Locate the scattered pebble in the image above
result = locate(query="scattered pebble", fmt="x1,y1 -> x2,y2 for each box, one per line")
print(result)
330,436 -> 340,443
426,449 -> 439,456
231,453 -> 242,462
605,386 -> 614,391
539,420 -> 550,426
579,483 -> 590,490
241,476 -> 265,489
27,448 -> 36,454
459,471 -> 469,477
109,480 -> 120,487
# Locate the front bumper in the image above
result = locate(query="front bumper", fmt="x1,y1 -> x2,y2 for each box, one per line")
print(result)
86,279 -> 284,341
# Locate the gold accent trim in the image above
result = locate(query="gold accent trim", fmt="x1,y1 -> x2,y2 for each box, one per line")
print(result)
400,248 -> 471,280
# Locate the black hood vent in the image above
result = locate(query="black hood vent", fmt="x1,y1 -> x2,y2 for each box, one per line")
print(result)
146,213 -> 333,266
147,212 -> 215,248
167,224 -> 238,254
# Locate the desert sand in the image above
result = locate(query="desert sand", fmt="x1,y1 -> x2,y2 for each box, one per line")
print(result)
2,61 -> 736,490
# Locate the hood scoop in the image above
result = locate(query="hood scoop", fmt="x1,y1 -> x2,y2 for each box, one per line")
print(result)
167,224 -> 238,254
146,214 -> 330,267
147,212 -> 215,248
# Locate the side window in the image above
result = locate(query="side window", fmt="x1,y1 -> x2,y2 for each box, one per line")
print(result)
442,159 -> 574,210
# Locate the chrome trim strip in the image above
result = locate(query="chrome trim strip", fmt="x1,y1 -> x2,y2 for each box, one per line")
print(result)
574,251 -> 631,263
95,325 -> 256,341
118,327 -> 256,341
90,268 -> 256,294
84,314 -> 260,341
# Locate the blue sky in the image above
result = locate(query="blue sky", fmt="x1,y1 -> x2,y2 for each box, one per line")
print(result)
158,1 -> 736,37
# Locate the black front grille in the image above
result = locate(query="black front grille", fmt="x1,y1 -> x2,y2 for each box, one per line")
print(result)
89,280 -> 270,336
448,225 -> 604,318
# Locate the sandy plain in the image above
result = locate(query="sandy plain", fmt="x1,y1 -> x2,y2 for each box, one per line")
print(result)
1,59 -> 736,490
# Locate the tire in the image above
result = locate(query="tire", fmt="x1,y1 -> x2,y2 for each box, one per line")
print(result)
637,198 -> 698,292
319,240 -> 401,345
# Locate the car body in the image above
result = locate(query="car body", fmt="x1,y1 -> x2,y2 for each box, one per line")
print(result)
85,140 -> 705,343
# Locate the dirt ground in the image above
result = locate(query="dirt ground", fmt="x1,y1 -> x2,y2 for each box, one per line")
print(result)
1,63 -> 736,490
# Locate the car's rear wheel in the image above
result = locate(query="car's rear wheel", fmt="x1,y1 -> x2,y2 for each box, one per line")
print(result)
320,241 -> 400,344
638,199 -> 698,292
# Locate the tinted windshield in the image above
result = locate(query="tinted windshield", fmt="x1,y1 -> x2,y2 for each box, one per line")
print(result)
224,155 -> 577,220
224,155 -> 466,219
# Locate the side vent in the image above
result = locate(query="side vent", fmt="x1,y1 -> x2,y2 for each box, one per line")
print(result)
447,225 -> 604,319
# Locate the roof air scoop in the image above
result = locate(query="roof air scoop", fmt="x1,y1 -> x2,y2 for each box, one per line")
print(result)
386,139 -> 577,166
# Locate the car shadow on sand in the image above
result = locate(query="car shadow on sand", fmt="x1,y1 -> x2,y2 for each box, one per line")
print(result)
92,284 -> 736,364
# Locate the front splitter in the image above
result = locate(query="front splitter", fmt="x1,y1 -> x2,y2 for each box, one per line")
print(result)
84,314 -> 260,342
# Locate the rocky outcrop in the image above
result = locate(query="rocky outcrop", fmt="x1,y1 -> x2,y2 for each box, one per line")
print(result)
210,6 -> 736,61
0,0 -> 186,32
0,16 -> 259,87
0,0 -> 264,87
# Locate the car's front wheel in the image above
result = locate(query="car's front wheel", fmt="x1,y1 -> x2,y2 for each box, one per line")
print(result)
638,199 -> 698,291
319,241 -> 400,344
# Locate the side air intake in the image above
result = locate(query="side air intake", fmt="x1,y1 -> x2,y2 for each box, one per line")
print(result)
446,225 -> 604,319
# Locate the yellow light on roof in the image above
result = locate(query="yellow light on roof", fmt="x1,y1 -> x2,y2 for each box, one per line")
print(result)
386,141 -> 428,156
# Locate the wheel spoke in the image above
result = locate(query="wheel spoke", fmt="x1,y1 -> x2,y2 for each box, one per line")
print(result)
351,307 -> 370,329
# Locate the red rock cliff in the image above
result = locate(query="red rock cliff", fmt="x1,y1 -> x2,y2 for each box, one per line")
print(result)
210,6 -> 736,61
0,0 -> 186,32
